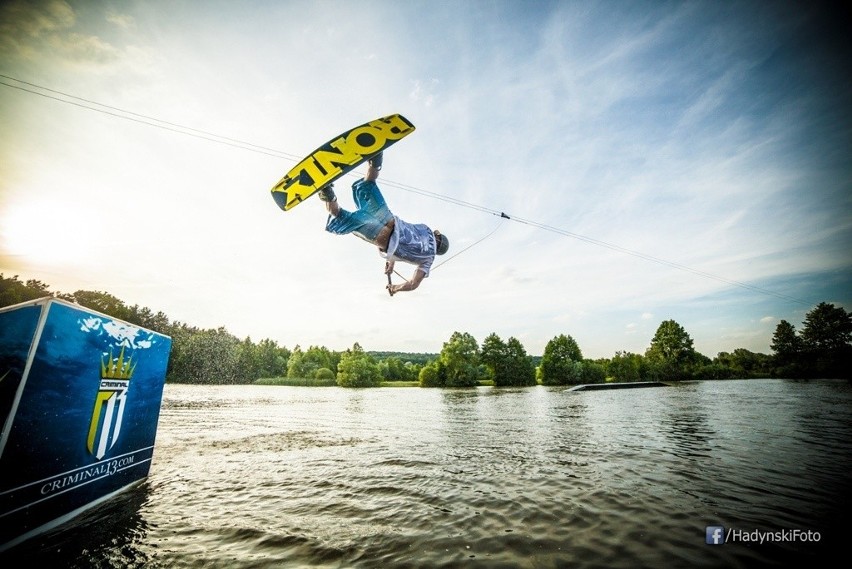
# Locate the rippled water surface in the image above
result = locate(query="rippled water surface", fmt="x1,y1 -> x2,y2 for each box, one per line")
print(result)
7,379 -> 851,567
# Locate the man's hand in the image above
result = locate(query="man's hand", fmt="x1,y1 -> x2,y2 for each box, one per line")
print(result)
385,268 -> 426,296
384,261 -> 395,275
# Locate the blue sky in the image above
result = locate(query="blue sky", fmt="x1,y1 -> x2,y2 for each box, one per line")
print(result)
1,0 -> 850,359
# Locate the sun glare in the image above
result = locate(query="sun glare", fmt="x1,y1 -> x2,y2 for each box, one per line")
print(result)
1,201 -> 97,267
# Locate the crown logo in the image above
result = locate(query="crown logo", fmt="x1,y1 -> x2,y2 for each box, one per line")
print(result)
101,346 -> 136,380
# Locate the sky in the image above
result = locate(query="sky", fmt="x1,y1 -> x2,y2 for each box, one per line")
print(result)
1,0 -> 850,359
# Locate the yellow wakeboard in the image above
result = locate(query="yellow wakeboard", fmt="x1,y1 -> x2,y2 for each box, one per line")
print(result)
270,114 -> 415,211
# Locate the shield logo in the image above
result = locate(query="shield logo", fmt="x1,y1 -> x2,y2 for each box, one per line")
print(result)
87,347 -> 134,460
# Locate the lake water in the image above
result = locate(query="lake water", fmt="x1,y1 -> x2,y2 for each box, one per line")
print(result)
5,379 -> 850,568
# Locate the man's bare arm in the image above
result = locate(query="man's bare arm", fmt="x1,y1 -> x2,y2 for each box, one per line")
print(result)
387,268 -> 426,295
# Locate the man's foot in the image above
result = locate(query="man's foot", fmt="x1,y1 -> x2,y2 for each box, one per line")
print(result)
369,152 -> 383,170
317,184 -> 336,202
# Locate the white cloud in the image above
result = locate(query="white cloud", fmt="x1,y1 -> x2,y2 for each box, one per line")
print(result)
106,12 -> 135,29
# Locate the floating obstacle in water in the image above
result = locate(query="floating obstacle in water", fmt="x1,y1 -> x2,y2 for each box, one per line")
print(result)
0,298 -> 172,552
567,381 -> 669,392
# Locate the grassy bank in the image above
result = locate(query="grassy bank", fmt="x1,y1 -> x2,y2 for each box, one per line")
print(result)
255,377 -> 338,387
255,378 -> 498,388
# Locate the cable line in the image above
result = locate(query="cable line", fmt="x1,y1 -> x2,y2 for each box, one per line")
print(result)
0,74 -> 812,306
433,215 -> 509,271
0,74 -> 300,160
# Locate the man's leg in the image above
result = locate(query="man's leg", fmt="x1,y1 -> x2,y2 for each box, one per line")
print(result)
351,178 -> 392,225
322,182 -> 383,241
319,149 -> 381,215
320,153 -> 388,240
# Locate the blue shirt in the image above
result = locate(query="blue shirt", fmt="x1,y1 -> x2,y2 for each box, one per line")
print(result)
381,216 -> 436,277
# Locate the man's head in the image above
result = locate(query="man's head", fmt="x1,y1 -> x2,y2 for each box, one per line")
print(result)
435,230 -> 449,255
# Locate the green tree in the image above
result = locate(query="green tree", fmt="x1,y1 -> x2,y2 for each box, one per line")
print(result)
771,320 -> 802,367
581,361 -> 606,384
287,345 -> 340,379
0,274 -> 56,306
337,343 -> 381,387
693,361 -> 735,380
438,332 -> 481,387
480,333 -> 536,387
480,333 -> 509,383
713,349 -> 771,379
380,356 -> 418,382
418,361 -> 444,387
315,367 -> 336,381
608,351 -> 641,382
306,345 -> 339,373
403,361 -> 422,381
168,327 -> 240,383
504,337 -> 537,386
644,320 -> 698,381
163,323 -> 196,382
235,336 -> 260,384
255,338 -> 290,379
540,334 -> 584,385
800,303 -> 852,352
72,290 -> 133,322
799,302 -> 852,378
128,305 -> 171,334
286,346 -> 312,379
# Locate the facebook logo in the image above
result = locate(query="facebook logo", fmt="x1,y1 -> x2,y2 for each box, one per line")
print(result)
706,526 -> 725,545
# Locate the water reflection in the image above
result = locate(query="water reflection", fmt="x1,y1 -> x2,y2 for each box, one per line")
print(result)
5,481 -> 152,567
660,394 -> 715,461
5,381 -> 848,567
345,391 -> 365,416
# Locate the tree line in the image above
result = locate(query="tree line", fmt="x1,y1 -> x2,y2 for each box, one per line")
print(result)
2,274 -> 850,386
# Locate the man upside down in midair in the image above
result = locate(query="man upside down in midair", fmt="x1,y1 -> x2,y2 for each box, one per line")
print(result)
317,152 -> 449,295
